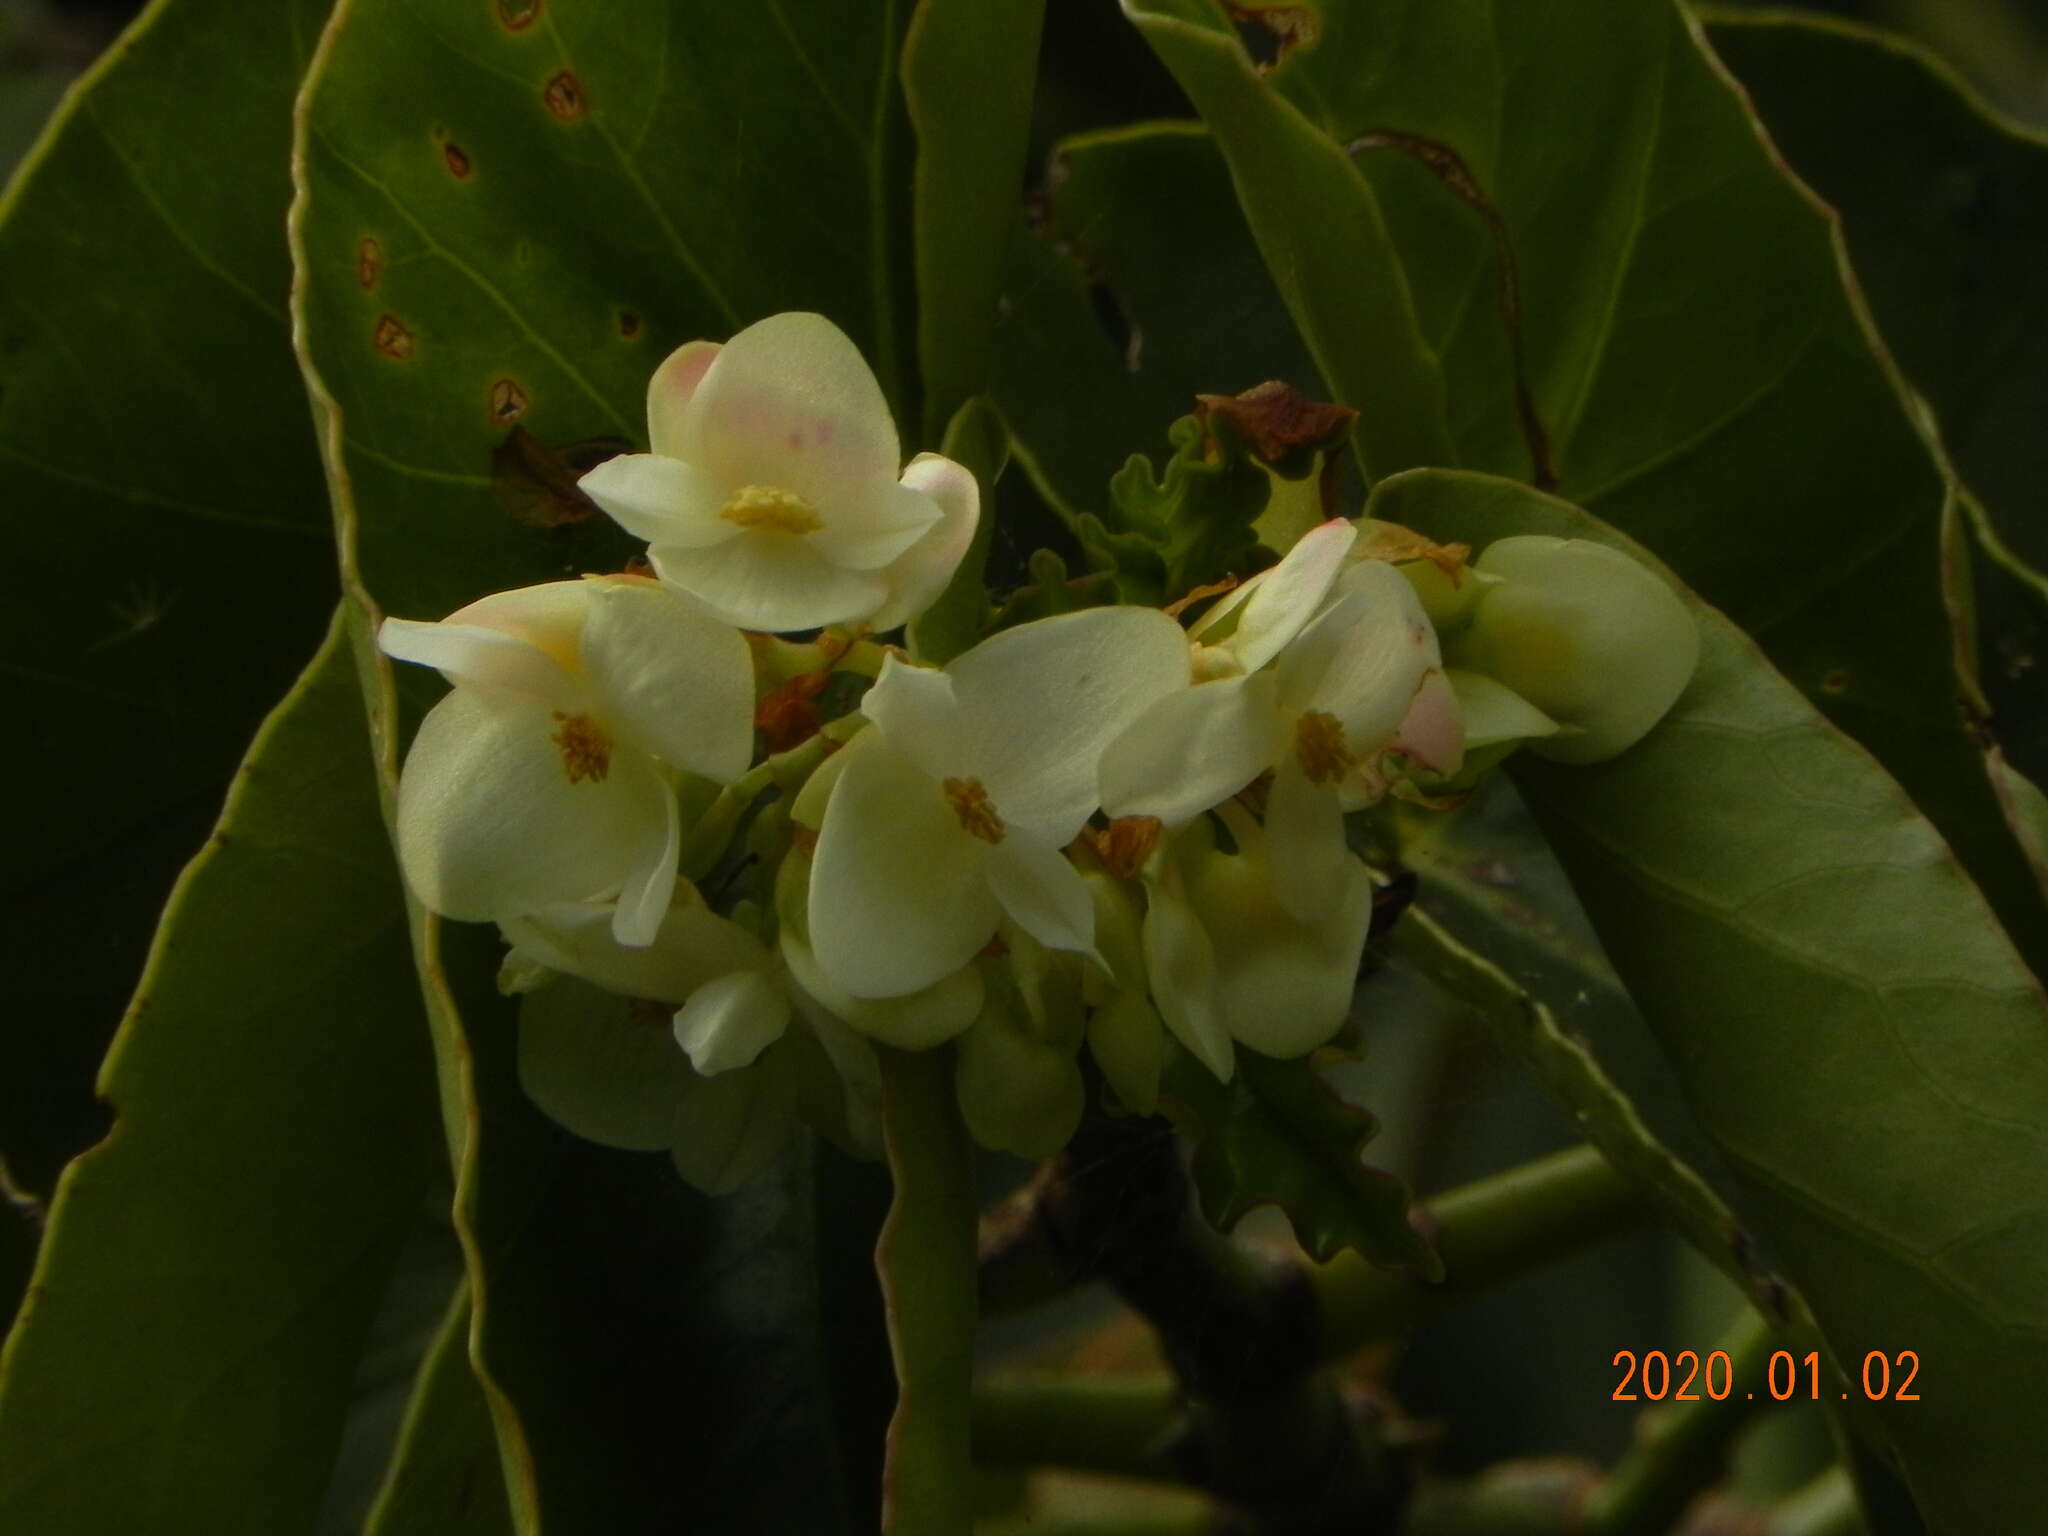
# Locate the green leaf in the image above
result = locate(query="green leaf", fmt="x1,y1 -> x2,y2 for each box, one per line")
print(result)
989,123 -> 1321,526
902,0 -> 1046,444
1119,0 -> 1455,478
0,614 -> 442,1535
909,394 -> 1009,665
1378,466 -> 2048,1533
1131,0 -> 2048,978
1162,1045 -> 1438,1275
362,1283 -> 514,1536
0,0 -> 338,1193
291,9 -> 911,1523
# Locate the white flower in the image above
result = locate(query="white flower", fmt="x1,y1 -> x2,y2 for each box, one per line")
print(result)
379,575 -> 753,947
1102,539 -> 1444,922
578,312 -> 979,633
1142,805 -> 1375,1081
807,606 -> 1190,999
1447,536 -> 1698,763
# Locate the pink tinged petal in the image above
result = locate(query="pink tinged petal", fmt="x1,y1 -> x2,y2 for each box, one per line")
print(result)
378,618 -> 582,711
782,931 -> 985,1050
679,311 -> 900,501
581,580 -> 754,782
578,453 -> 738,550
951,606 -> 1193,843
1263,760 -> 1351,926
652,529 -> 889,632
808,734 -> 1001,998
804,478 -> 943,571
669,1042 -> 798,1195
1280,560 -> 1440,754
1141,879 -> 1234,1083
1392,668 -> 1465,779
1228,518 -> 1358,671
862,654 -> 975,783
672,970 -> 792,1075
395,689 -> 668,924
870,452 -> 982,634
1098,671 -> 1285,825
609,761 -> 680,947
645,338 -> 722,458
985,836 -> 1100,965
517,979 -> 692,1152
501,892 -> 773,1004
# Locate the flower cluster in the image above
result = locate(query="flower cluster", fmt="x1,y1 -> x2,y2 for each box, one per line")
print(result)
381,312 -> 1699,1189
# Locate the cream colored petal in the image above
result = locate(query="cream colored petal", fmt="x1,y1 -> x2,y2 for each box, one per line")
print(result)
1279,559 -> 1440,756
500,890 -> 773,1004
869,453 -> 982,634
808,734 -> 1001,998
395,689 -> 666,923
652,529 -> 889,632
1263,759 -> 1351,926
646,338 -> 722,458
581,579 -> 754,782
1391,667 -> 1465,779
578,452 -> 738,549
1098,671 -> 1284,825
985,836 -> 1099,964
679,311 -> 899,501
1228,518 -> 1357,671
955,1006 -> 1085,1159
781,931 -> 984,1050
805,478 -> 943,571
609,761 -> 680,947
861,653 -> 975,784
673,970 -> 792,1075
1141,876 -> 1233,1083
379,618 -> 581,711
1447,669 -> 1560,753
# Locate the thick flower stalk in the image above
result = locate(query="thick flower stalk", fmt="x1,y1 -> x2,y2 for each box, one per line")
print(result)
578,312 -> 979,634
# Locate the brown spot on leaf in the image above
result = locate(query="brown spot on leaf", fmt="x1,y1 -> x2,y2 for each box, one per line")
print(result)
497,0 -> 541,30
617,310 -> 641,338
443,141 -> 473,179
372,315 -> 416,361
543,70 -> 588,122
493,426 -> 628,528
1821,669 -> 1851,695
1222,0 -> 1320,68
488,378 -> 530,426
1196,380 -> 1356,474
356,236 -> 383,291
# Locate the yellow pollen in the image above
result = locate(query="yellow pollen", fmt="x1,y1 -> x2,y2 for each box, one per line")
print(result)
551,712 -> 613,784
943,777 -> 1007,845
1294,710 -> 1354,786
720,483 -> 823,535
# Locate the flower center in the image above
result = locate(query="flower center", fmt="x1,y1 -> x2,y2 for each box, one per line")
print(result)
721,483 -> 823,535
1293,710 -> 1354,786
551,712 -> 613,784
942,777 -> 1007,845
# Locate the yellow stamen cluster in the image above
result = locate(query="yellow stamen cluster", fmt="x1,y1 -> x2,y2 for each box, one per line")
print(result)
1293,710 -> 1354,786
720,483 -> 824,535
551,711 -> 614,784
943,777 -> 1007,845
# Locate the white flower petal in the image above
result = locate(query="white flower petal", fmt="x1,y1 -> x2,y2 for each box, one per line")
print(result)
646,339 -> 722,459
581,579 -> 753,783
1228,518 -> 1357,671
951,607 -> 1192,842
379,618 -> 580,711
578,452 -> 738,549
870,453 -> 982,633
679,311 -> 899,503
1099,671 -> 1284,825
673,970 -> 792,1075
1391,668 -> 1465,779
1279,559 -> 1439,754
669,1043 -> 797,1195
444,580 -> 593,661
985,836 -> 1099,963
395,689 -> 666,923
808,734 -> 1000,998
1142,872 -> 1233,1083
805,478 -> 943,571
652,529 -> 890,632
1263,760 -> 1351,926
862,654 -> 975,783
501,892 -> 773,1004
517,979 -> 691,1152
782,931 -> 984,1050
610,762 -> 679,947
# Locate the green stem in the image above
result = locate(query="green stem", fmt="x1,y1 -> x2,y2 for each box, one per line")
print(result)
972,1376 -> 1179,1478
678,717 -> 859,881
876,1047 -> 978,1536
1580,1309 -> 1778,1533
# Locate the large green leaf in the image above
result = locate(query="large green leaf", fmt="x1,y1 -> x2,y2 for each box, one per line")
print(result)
1111,0 -> 2048,982
0,0 -> 337,1194
291,2 -> 912,1526
1378,467 -> 2048,1534
0,615 -> 442,1535
362,1284 -> 513,1536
